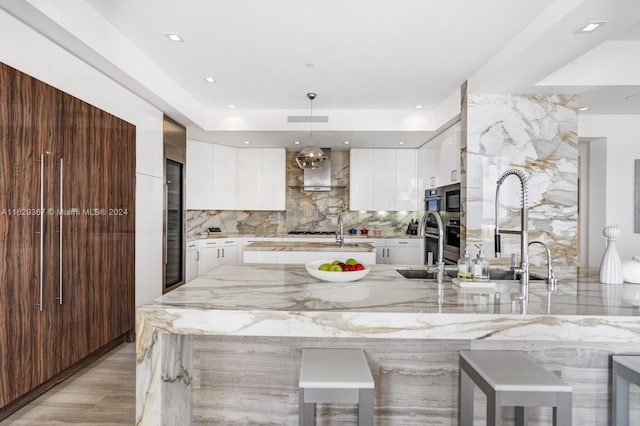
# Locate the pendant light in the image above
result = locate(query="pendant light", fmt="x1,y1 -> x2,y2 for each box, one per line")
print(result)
295,92 -> 327,169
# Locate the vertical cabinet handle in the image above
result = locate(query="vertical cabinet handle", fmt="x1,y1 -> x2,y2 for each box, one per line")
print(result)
36,154 -> 44,311
217,248 -> 220,259
57,158 -> 63,305
222,248 -> 225,258
196,251 -> 199,261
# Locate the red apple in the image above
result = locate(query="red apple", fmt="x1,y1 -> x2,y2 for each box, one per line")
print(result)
355,263 -> 365,271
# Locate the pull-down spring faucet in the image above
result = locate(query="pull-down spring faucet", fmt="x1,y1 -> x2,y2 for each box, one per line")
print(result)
495,169 -> 530,309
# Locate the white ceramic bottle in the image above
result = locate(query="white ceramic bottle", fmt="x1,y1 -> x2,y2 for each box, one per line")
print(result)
599,225 -> 624,284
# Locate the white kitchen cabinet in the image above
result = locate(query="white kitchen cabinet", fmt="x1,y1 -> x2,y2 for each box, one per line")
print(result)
199,239 -> 240,274
349,149 -> 374,211
418,122 -> 461,193
437,122 -> 461,185
261,148 -> 286,210
368,238 -> 387,264
349,149 -> 417,211
374,238 -> 423,265
418,140 -> 441,192
186,140 -> 214,209
236,149 -> 262,210
187,143 -> 285,211
186,241 -> 199,282
236,148 -> 286,211
212,144 -> 237,210
385,238 -> 423,265
395,149 -> 418,211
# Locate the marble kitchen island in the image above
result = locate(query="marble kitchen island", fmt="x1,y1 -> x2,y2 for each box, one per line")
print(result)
242,240 -> 377,264
136,263 -> 640,425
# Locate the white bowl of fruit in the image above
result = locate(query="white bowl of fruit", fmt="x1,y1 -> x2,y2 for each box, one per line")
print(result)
305,259 -> 371,282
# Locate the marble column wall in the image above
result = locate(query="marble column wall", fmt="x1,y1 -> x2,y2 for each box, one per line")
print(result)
186,151 -> 422,238
462,93 -> 579,266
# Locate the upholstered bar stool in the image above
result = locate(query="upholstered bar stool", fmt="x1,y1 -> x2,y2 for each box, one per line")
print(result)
298,348 -> 375,426
612,355 -> 640,425
458,350 -> 572,426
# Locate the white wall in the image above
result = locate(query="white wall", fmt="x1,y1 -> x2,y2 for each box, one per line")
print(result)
0,9 -> 164,307
579,114 -> 640,264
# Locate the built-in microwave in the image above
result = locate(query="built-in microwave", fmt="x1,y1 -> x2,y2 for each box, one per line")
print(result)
445,187 -> 460,213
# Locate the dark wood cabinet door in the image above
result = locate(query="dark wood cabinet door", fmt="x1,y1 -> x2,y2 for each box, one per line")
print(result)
0,63 -> 49,405
59,95 -> 135,367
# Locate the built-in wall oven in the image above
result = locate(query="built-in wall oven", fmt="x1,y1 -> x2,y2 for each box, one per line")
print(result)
423,188 -> 443,235
423,184 -> 461,265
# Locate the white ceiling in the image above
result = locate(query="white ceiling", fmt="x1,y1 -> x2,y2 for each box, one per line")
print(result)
4,0 -> 640,148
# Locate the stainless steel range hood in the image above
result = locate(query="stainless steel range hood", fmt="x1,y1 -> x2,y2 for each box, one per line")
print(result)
303,148 -> 331,192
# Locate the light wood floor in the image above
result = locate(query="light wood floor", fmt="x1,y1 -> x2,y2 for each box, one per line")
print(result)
1,343 -> 135,425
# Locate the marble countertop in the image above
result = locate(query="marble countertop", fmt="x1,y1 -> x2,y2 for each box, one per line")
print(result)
243,241 -> 376,252
188,233 -> 422,241
137,263 -> 640,343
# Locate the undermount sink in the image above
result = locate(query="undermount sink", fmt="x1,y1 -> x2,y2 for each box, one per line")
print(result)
395,269 -> 438,279
396,269 -> 545,281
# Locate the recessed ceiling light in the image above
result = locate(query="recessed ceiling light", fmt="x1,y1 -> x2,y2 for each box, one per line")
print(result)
344,141 -> 350,145
398,141 -> 405,145
294,141 -> 301,145
578,21 -> 607,33
415,105 -> 423,109
228,104 -> 236,109
243,141 -> 250,145
578,107 -> 590,111
165,33 -> 183,42
204,77 -> 215,83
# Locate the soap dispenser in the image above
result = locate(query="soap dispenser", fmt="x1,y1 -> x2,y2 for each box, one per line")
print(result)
457,246 -> 473,282
472,244 -> 490,282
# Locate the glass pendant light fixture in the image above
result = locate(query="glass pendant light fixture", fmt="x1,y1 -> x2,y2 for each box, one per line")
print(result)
296,92 -> 327,169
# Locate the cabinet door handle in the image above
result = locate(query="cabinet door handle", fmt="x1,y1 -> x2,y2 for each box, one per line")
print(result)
221,248 -> 225,258
196,251 -> 199,261
399,241 -> 408,245
381,247 -> 384,258
36,154 -> 44,311
57,158 -> 63,305
217,248 -> 220,259
387,248 -> 390,257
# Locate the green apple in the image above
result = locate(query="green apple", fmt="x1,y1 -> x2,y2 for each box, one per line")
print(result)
345,258 -> 358,266
318,263 -> 331,271
331,260 -> 342,265
329,264 -> 343,272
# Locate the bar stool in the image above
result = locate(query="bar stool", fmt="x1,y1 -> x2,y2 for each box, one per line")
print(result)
298,348 -> 375,426
612,355 -> 640,425
458,350 -> 572,426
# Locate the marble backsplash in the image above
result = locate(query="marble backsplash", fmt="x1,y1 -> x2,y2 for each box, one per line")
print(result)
186,151 -> 422,238
461,93 -> 579,266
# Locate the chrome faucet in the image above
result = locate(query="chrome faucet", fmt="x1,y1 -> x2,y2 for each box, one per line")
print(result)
418,210 -> 445,284
335,210 -> 344,248
495,169 -> 530,310
528,240 -> 558,291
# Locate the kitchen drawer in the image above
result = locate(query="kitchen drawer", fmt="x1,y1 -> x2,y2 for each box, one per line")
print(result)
385,238 -> 422,247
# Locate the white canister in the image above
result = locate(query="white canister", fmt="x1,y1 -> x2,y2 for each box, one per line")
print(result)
622,256 -> 640,284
